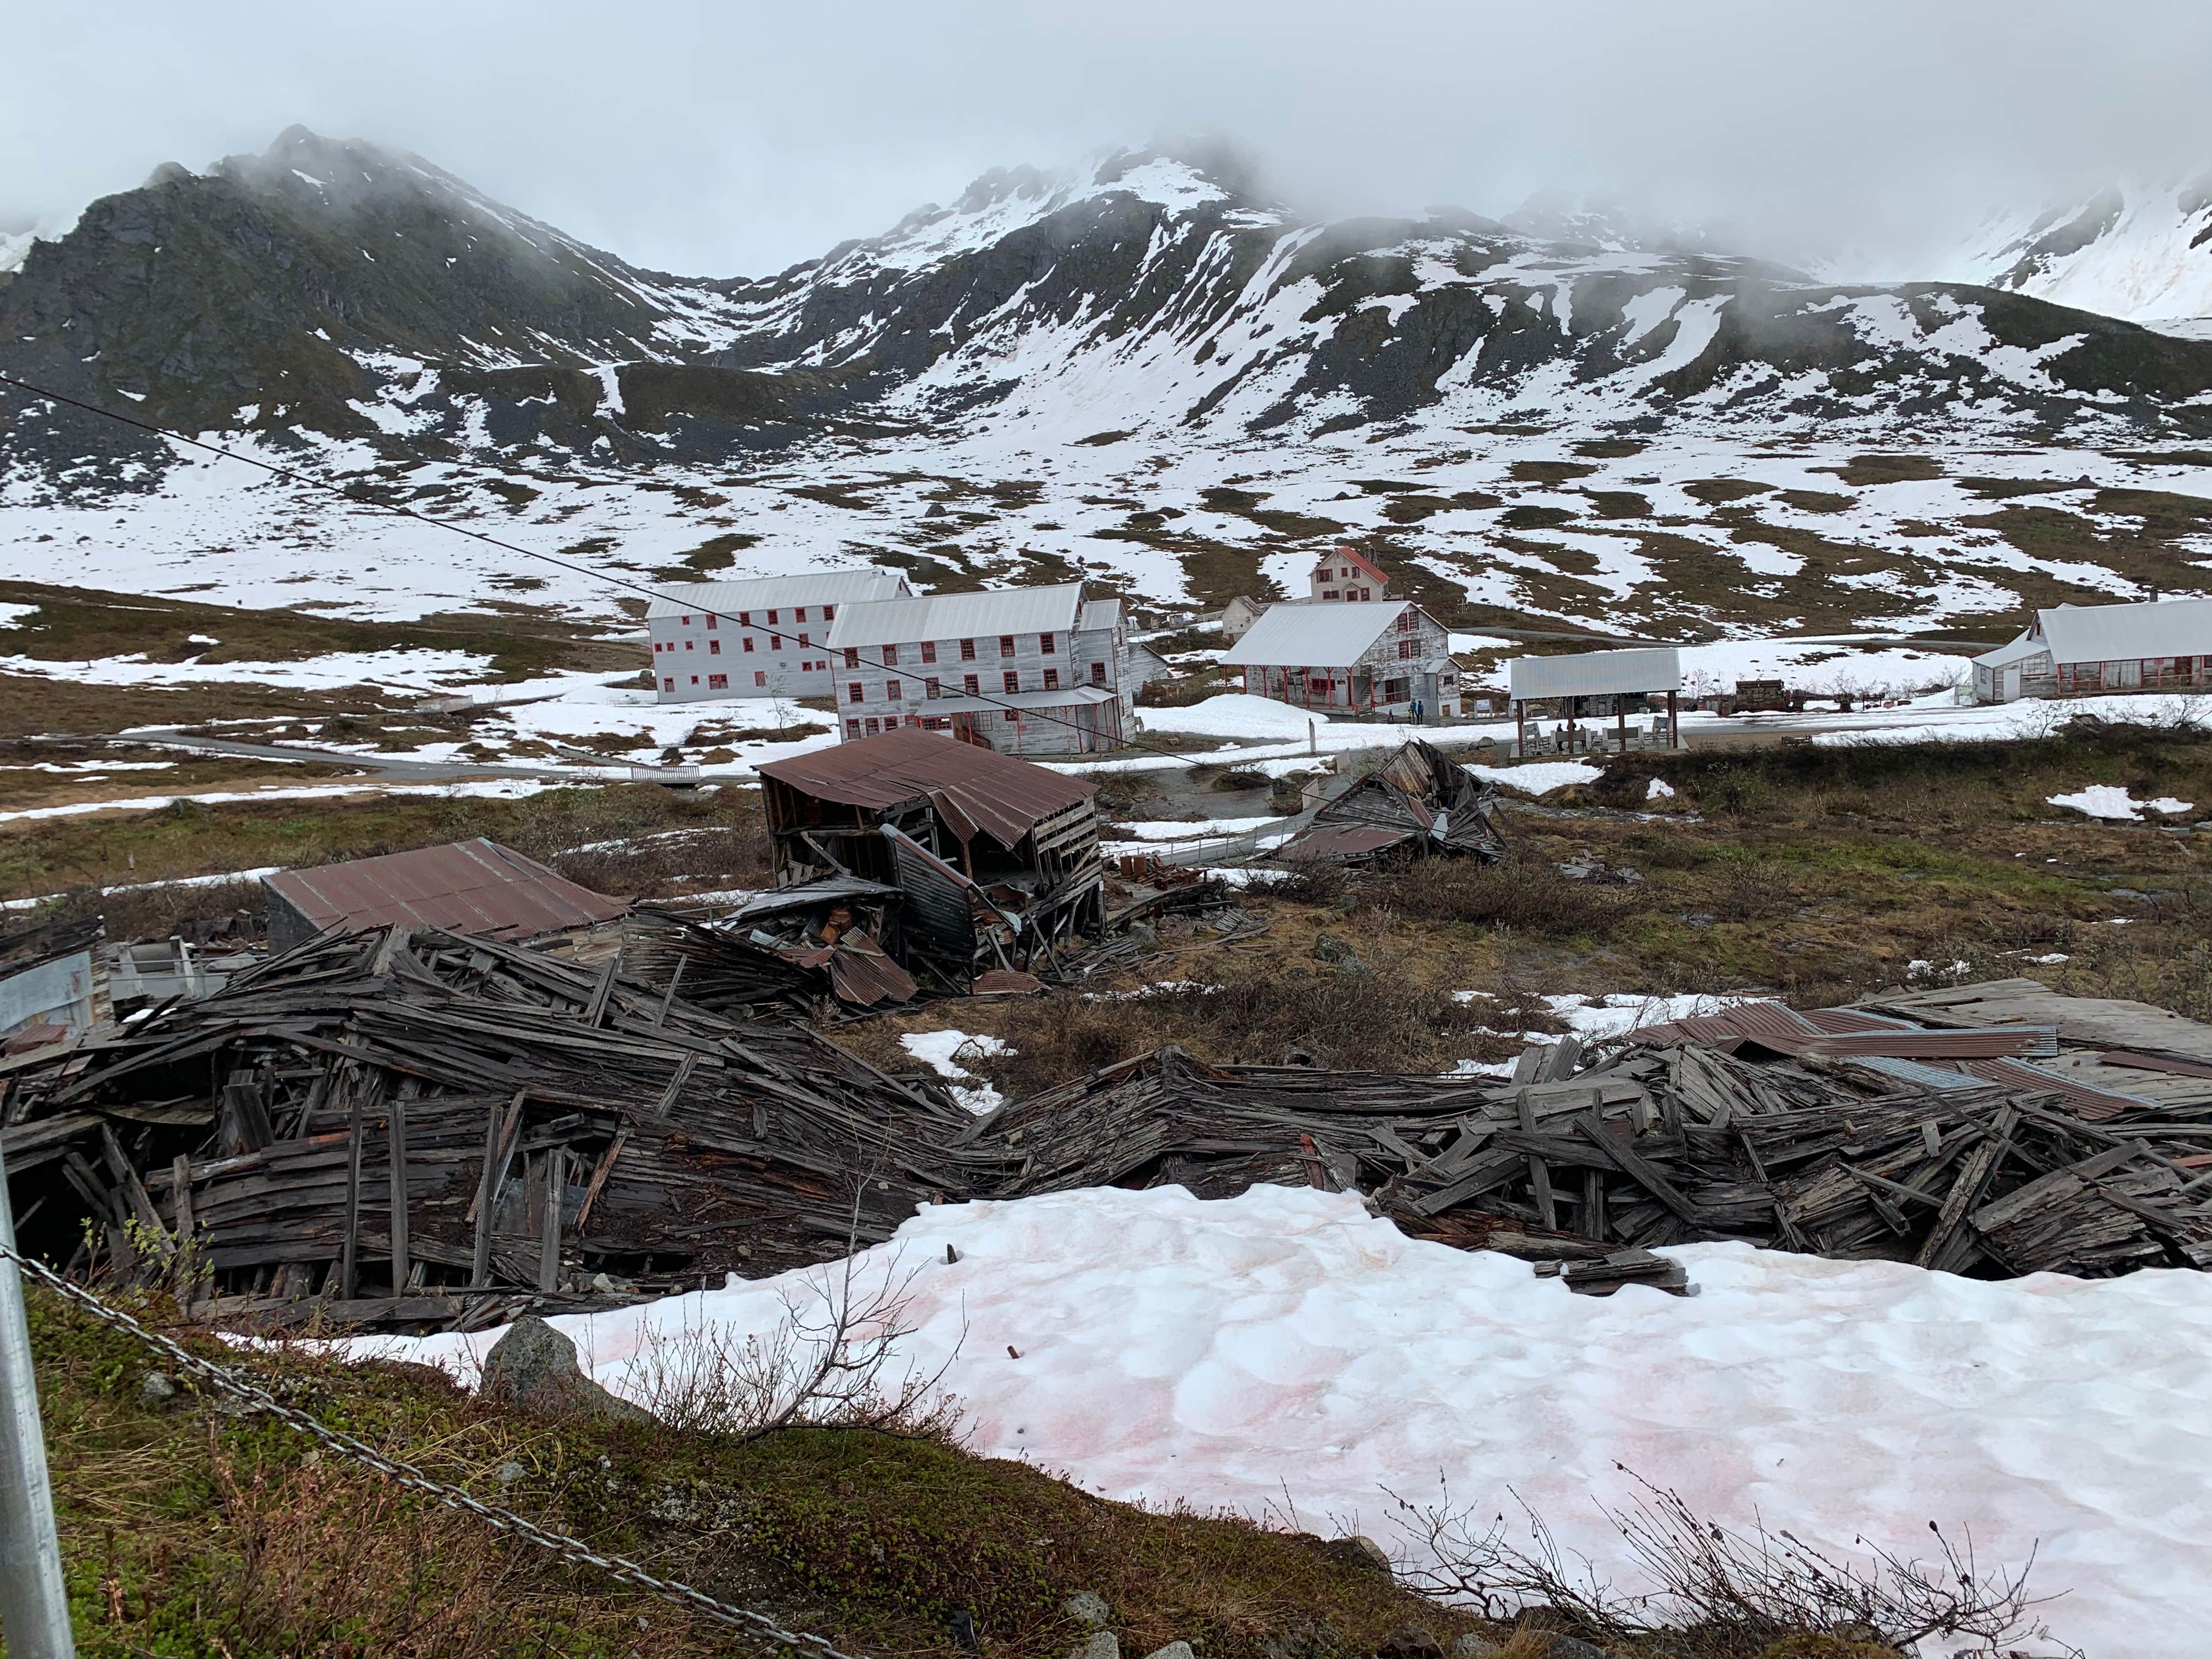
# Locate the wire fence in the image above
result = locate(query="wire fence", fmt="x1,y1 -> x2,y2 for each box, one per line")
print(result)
5,1242 -> 865,1659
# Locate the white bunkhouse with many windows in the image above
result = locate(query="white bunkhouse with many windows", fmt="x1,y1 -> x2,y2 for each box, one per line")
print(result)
648,570 -> 911,704
824,583 -> 1135,755
1972,595 -> 2212,703
1223,600 -> 1459,718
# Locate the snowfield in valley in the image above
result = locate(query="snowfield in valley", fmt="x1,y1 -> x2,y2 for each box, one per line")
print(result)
341,1183 -> 2211,1659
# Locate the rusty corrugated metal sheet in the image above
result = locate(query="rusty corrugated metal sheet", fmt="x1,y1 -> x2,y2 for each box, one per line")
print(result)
1273,823 -> 1413,864
1624,1001 -> 2057,1059
263,839 -> 628,943
757,727 -> 1095,849
1955,1057 -> 2163,1121
777,931 -> 917,1010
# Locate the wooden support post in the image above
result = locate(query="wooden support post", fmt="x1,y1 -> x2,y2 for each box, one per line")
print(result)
340,1093 -> 362,1300
585,951 -> 621,1028
471,1094 -> 520,1289
170,1155 -> 194,1253
387,1092 -> 410,1295
538,1148 -> 564,1294
1516,1088 -> 1558,1231
1666,689 -> 1679,748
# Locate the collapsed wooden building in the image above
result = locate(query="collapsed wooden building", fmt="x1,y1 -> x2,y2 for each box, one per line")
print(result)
2,923 -> 984,1329
15,961 -> 2212,1329
1272,739 -> 1508,866
978,980 -> 2212,1283
752,728 -> 1105,990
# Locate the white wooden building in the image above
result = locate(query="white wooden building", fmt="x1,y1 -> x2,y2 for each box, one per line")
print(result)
648,569 -> 911,704
823,583 -> 1137,755
1222,600 -> 1458,717
1972,596 -> 2212,703
1309,545 -> 1390,602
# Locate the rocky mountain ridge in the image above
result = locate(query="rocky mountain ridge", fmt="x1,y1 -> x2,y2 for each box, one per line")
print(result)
11,128 -> 2212,498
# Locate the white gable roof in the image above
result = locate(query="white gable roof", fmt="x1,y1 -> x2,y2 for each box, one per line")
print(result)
646,568 -> 906,621
825,583 -> 1086,650
1508,647 -> 1681,701
2037,596 -> 2212,664
1221,601 -> 1411,666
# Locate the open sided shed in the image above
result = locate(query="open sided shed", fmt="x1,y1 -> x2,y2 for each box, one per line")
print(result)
1506,647 -> 1681,754
755,728 -> 1104,984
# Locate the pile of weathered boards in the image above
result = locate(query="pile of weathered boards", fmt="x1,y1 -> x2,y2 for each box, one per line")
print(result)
978,981 -> 2212,1289
14,935 -> 2212,1331
2,924 -> 987,1330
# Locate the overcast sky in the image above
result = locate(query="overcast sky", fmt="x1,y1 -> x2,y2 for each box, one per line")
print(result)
9,1 -> 2212,275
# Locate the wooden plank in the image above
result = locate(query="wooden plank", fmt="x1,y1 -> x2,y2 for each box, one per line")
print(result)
538,1148 -> 564,1294
575,1129 -> 630,1233
1575,1114 -> 1705,1227
1914,1108 -> 2017,1271
99,1122 -> 168,1240
339,1087 -> 363,1301
387,1088 -> 410,1294
170,1155 -> 195,1250
1516,1089 -> 1557,1230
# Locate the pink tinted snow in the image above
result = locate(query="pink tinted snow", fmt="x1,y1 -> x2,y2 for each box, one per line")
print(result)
346,1185 -> 2209,1657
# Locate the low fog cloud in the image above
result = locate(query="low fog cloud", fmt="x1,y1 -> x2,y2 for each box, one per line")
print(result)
8,0 -> 2212,276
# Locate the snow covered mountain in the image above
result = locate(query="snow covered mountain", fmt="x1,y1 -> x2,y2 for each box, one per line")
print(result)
12,127 -> 2212,495
8,129 -> 2212,644
1944,174 -> 2212,328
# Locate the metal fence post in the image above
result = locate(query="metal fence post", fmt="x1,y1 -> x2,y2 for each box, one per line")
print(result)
0,1139 -> 75,1658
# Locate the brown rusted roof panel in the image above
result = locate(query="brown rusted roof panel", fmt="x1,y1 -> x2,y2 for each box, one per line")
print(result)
263,839 -> 628,943
1273,823 -> 1413,864
757,727 -> 1096,849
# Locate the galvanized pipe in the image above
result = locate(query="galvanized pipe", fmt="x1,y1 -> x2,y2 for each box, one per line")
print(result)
0,1139 -> 75,1658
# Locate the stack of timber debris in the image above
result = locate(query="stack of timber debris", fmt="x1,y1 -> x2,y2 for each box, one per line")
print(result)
620,901 -> 917,1018
972,980 -> 2212,1282
1,924 -> 981,1330
1271,738 -> 1508,867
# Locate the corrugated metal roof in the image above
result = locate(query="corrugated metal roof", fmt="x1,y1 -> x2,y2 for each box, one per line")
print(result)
1621,1001 -> 2057,1058
1078,595 -> 1124,633
757,726 -> 1096,849
825,584 -> 1086,650
262,839 -> 628,942
1508,647 -> 1681,701
1955,1057 -> 2163,1121
2036,596 -> 2212,665
646,568 -> 906,621
1221,601 -> 1410,667
1272,823 -> 1413,864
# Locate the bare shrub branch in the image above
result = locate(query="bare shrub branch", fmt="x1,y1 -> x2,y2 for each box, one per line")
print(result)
1386,1468 -> 2078,1656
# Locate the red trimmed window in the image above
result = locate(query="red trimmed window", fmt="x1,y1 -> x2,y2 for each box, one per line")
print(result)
886,679 -> 902,701
998,635 -> 1015,658
1040,632 -> 1056,654
921,641 -> 937,663
1043,668 -> 1059,690
1003,670 -> 1020,694
848,682 -> 865,703
743,636 -> 754,652
960,638 -> 977,661
883,643 -> 899,666
963,674 -> 979,696
707,673 -> 727,690
754,671 -> 766,686
709,639 -> 721,655
844,647 -> 860,668
1091,662 -> 1105,685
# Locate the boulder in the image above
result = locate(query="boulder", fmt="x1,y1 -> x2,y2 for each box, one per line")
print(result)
1064,1592 -> 1111,1629
1142,1644 -> 1195,1659
479,1316 -> 650,1423
1316,1533 -> 1393,1577
1068,1633 -> 1119,1659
